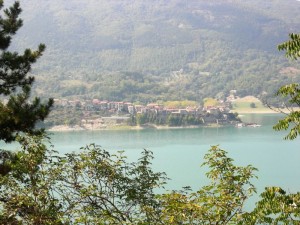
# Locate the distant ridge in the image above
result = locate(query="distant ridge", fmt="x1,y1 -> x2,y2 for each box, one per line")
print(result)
8,0 -> 300,103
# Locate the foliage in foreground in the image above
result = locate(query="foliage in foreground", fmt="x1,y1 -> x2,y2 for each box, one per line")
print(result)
272,33 -> 300,140
0,135 -> 260,224
0,135 -> 167,224
158,145 -> 257,225
0,135 -> 300,225
244,187 -> 300,224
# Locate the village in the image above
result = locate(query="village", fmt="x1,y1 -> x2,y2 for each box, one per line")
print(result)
48,96 -> 240,131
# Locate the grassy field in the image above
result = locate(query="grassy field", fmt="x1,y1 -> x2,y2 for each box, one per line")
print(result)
231,96 -> 275,113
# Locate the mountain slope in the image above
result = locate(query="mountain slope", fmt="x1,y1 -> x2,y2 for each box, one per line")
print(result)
6,0 -> 300,103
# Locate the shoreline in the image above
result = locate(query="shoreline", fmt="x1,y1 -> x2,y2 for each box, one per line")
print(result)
47,124 -> 227,132
46,110 -> 293,132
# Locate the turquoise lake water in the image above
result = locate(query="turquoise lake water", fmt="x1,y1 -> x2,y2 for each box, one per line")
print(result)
2,114 -> 299,207
49,114 -> 300,196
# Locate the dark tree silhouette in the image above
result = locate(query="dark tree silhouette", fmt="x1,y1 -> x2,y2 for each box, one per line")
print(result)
0,1 -> 53,143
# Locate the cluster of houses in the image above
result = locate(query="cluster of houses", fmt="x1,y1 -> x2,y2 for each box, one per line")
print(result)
47,87 -> 246,129
53,98 -> 232,116
51,98 -> 239,129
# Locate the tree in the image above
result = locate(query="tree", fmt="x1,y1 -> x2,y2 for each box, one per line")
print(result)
0,137 -> 167,224
241,33 -> 300,224
278,33 -> 300,60
270,33 -> 300,140
250,102 -> 256,108
0,134 -> 65,224
0,1 -> 53,143
1,137 -> 260,224
243,187 -> 300,224
56,146 -> 167,224
136,113 -> 147,125
158,146 -> 257,225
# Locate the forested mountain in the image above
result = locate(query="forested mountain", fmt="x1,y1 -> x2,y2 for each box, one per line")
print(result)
7,0 -> 300,104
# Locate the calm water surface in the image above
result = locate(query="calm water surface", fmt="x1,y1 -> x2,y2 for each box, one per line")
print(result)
2,114 -> 298,207
49,114 -> 300,197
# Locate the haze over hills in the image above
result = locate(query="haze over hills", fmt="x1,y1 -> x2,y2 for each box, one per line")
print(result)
7,0 -> 300,103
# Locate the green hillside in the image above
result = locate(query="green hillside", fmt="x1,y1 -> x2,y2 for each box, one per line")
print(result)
7,0 -> 300,104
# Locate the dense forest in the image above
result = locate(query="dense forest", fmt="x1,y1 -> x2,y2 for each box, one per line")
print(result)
6,0 -> 300,104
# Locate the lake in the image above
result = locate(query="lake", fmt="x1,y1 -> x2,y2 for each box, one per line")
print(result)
49,113 -> 300,197
1,113 -> 299,207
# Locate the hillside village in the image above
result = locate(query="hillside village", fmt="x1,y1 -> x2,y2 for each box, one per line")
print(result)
47,94 -> 241,131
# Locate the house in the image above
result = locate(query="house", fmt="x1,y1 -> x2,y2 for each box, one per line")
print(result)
135,105 -> 144,113
99,101 -> 109,110
92,99 -> 101,105
178,109 -> 188,115
147,103 -> 164,110
128,105 -> 135,114
116,102 -> 124,112
124,102 -> 133,112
